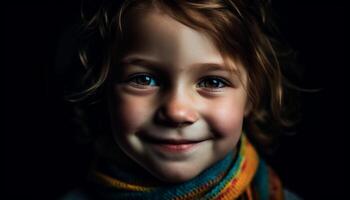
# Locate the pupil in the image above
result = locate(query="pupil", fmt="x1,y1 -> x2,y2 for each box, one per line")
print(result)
207,79 -> 219,87
139,76 -> 150,85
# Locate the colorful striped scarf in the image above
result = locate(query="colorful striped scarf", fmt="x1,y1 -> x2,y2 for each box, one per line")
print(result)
89,134 -> 283,200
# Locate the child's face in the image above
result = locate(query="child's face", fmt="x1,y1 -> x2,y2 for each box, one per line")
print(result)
109,9 -> 250,183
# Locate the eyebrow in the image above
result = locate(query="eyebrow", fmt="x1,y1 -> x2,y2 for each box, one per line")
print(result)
121,55 -> 236,73
121,56 -> 166,71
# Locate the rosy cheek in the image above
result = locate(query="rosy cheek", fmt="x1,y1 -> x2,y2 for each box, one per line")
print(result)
205,99 -> 245,137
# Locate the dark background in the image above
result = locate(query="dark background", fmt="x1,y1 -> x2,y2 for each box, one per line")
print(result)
3,1 -> 347,199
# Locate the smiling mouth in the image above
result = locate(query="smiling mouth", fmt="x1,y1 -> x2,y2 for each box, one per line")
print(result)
140,134 -> 206,145
139,134 -> 208,153
153,143 -> 198,152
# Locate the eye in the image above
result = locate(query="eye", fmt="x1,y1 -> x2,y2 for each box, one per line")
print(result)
197,76 -> 229,89
126,73 -> 159,87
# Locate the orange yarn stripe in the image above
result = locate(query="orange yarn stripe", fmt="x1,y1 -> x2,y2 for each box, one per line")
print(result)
214,137 -> 259,200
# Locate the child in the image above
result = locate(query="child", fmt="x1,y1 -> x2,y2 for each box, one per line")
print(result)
62,0 -> 302,199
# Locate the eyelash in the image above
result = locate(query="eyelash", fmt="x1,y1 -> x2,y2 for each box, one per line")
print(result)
197,76 -> 229,89
125,73 -> 230,90
126,73 -> 159,87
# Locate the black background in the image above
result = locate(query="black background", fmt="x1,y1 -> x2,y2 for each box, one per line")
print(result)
3,1 -> 347,199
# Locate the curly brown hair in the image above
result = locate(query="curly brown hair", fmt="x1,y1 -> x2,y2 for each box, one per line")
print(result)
66,0 -> 301,154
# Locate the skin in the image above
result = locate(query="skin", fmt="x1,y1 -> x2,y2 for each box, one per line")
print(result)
108,8 -> 251,183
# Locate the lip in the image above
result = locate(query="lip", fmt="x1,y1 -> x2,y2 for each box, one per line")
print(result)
140,135 -> 207,153
152,143 -> 199,153
139,133 -> 205,144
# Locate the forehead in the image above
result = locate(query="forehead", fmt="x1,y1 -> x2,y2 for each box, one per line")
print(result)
122,8 -> 243,73
125,10 -> 216,52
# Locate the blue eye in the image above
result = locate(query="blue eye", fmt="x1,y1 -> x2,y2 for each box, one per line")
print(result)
127,74 -> 159,87
197,77 -> 228,89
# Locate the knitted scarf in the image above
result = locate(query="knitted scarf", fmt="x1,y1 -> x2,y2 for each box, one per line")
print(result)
88,135 -> 284,200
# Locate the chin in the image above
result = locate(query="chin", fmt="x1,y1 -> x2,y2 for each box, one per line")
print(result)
154,171 -> 197,183
147,162 -> 203,184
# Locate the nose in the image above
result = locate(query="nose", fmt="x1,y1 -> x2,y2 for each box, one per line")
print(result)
155,89 -> 199,128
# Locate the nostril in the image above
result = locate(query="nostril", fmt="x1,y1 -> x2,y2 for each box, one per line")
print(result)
154,109 -> 194,128
176,122 -> 188,129
154,116 -> 186,128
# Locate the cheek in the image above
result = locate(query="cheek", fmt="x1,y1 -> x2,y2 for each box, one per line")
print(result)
111,93 -> 152,134
204,97 -> 246,137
